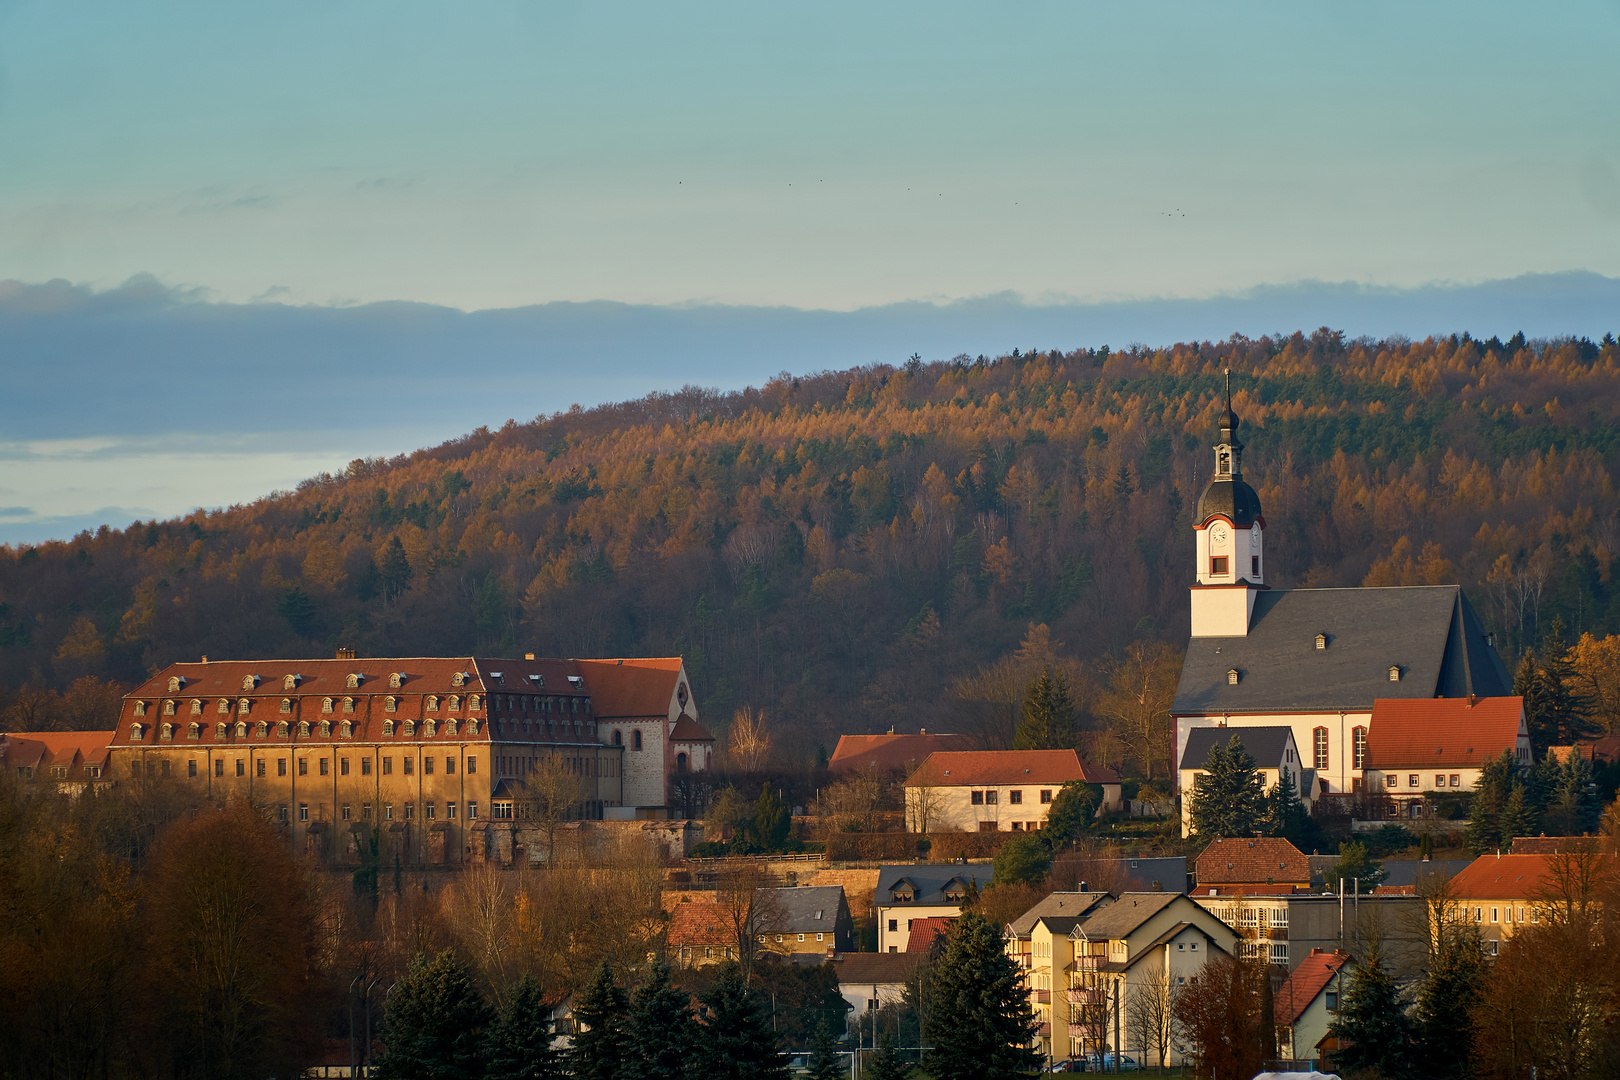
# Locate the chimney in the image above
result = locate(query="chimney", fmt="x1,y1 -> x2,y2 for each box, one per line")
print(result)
200,655 -> 208,663
919,728 -> 927,736
336,646 -> 355,661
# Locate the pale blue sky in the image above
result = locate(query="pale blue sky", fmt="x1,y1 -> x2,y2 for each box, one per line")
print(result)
2,2 -> 1619,541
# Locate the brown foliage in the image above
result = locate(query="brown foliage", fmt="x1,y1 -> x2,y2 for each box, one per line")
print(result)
1169,950 -> 1273,1080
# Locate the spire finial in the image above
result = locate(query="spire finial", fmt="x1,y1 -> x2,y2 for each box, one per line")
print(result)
1224,367 -> 1231,410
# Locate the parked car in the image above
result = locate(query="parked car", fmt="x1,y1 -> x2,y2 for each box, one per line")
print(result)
1049,1053 -> 1140,1072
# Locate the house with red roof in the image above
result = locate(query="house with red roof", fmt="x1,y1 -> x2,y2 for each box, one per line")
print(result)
0,730 -> 113,786
1274,949 -> 1352,1068
1364,696 -> 1529,820
1447,851 -> 1616,953
829,729 -> 974,775
902,749 -> 1120,833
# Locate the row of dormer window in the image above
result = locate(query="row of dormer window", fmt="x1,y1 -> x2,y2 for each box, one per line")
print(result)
130,715 -> 483,742
134,694 -> 483,717
164,671 -> 470,694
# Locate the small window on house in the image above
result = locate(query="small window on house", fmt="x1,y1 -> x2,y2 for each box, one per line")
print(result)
985,791 -> 998,805
1210,556 -> 1228,576
235,721 -> 248,738
343,697 -> 355,713
1409,774 -> 1419,787
448,695 -> 461,711
466,756 -> 476,774
424,720 -> 436,737
451,672 -> 466,687
1040,790 -> 1052,803
1315,633 -> 1327,650
972,791 -> 984,805
283,674 -> 299,690
1352,726 -> 1367,770
389,672 -> 404,688
1313,727 -> 1329,770
1009,790 -> 1023,804
403,720 -> 416,736
383,719 -> 395,736
278,758 -> 287,776
280,698 -> 292,713
340,757 -> 349,776
134,701 -> 148,717
241,675 -> 259,691
188,722 -> 201,740
1227,668 -> 1240,685
298,758 -> 308,776
298,720 -> 311,737
469,694 -> 481,710
190,699 -> 203,715
163,699 -> 176,715
168,676 -> 185,692
423,756 -> 434,775
427,695 -> 439,710
347,673 -> 362,689
256,759 -> 265,778
386,696 -> 397,712
160,722 -> 173,742
256,721 -> 268,738
1386,774 -> 1397,788
130,722 -> 146,741
1450,774 -> 1461,787
215,722 -> 228,738
633,730 -> 643,751
277,720 -> 289,737
322,697 -> 334,713
218,699 -> 231,715
340,719 -> 352,737
1435,774 -> 1445,788
238,698 -> 251,714
1389,665 -> 1401,681
383,756 -> 393,775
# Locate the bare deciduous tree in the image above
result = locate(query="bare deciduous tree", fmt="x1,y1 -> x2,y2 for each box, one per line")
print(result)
521,753 -> 590,863
715,862 -> 786,984
727,706 -> 774,772
1127,964 -> 1174,1073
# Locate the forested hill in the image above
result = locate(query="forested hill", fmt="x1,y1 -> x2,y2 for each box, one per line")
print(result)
6,328 -> 1620,767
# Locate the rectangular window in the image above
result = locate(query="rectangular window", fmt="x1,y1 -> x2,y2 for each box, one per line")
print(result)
493,801 -> 513,820
425,803 -> 435,820
1325,991 -> 1338,1012
985,790 -> 998,805
404,803 -> 414,820
319,758 -> 329,777
1252,555 -> 1260,577
1009,790 -> 1023,805
1491,908 -> 1499,923
403,757 -> 413,776
445,757 -> 455,775
466,756 -> 476,774
1386,774 -> 1397,788
423,756 -> 433,776
256,759 -> 266,778
384,803 -> 393,821
340,757 -> 349,776
1210,555 -> 1228,576
446,801 -> 456,819
298,758 -> 308,776
215,759 -> 224,777
1435,774 -> 1445,788
362,803 -> 372,820
467,802 -> 477,819
1450,774 -> 1461,787
361,756 -> 372,776
341,804 -> 351,821
236,759 -> 245,777
1489,939 -> 1499,956
278,758 -> 287,777
1353,728 -> 1367,769
1040,790 -> 1052,804
161,760 -> 171,776
188,759 -> 197,778
383,756 -> 393,775
298,803 -> 308,821
1313,728 -> 1329,771
278,804 -> 288,822
888,920 -> 898,932
1408,774 -> 1419,787
971,791 -> 984,805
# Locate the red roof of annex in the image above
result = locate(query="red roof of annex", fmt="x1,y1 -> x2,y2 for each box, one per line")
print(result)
902,749 -> 1119,788
830,731 -> 974,774
1365,696 -> 1525,768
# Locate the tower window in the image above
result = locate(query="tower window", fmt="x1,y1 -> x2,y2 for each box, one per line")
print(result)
1210,556 -> 1228,576
1251,555 -> 1260,577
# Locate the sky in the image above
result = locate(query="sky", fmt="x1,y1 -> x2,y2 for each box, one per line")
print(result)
2,1 -> 1619,542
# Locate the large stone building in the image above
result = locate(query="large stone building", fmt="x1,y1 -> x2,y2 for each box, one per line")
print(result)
1173,379 -> 1512,828
6,651 -> 713,867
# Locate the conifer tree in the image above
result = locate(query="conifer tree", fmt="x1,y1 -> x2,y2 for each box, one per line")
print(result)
626,960 -> 697,1080
751,785 -> 791,851
864,1029 -> 907,1080
1187,735 -> 1266,838
1414,924 -> 1483,1080
376,951 -> 492,1080
1542,751 -> 1602,835
805,1017 -> 843,1080
1013,668 -> 1076,750
486,974 -> 562,1080
1465,750 -> 1518,854
697,965 -> 789,1080
924,910 -> 1040,1080
1499,785 -> 1537,847
1326,946 -> 1413,1080
1040,780 -> 1100,848
571,962 -> 631,1080
1263,767 -> 1313,846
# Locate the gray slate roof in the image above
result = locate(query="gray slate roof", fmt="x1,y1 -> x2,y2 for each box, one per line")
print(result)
1377,859 -> 1475,888
1007,892 -> 1113,938
1073,892 -> 1181,940
767,885 -> 848,933
1179,726 -> 1297,771
1117,856 -> 1191,893
1173,585 -> 1511,714
875,865 -> 987,906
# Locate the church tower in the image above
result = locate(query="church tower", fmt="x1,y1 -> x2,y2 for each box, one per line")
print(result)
1190,371 -> 1265,636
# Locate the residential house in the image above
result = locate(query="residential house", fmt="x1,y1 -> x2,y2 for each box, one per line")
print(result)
902,750 -> 1121,834
829,730 -> 974,775
1063,893 -> 1240,1066
1003,893 -> 1115,1059
1363,696 -> 1530,820
830,952 -> 918,1017
874,865 -> 987,953
1274,949 -> 1352,1068
760,885 -> 854,956
1447,852 -> 1617,954
1178,726 -> 1311,835
666,900 -> 737,968
0,730 -> 113,785
1173,393 -> 1512,822
1194,837 -> 1312,896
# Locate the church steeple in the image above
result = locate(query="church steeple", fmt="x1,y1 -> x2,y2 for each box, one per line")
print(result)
1191,368 -> 1266,637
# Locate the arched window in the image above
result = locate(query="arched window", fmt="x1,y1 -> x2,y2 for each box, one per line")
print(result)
613,730 -> 623,746
322,697 -> 334,713
347,673 -> 362,689
676,752 -> 688,772
235,721 -> 247,738
283,674 -> 299,690
298,720 -> 311,738
1313,727 -> 1329,771
424,720 -> 437,737
280,698 -> 292,714
163,699 -> 176,715
214,722 -> 227,739
130,722 -> 145,741
134,701 -> 148,717
237,698 -> 251,714
448,695 -> 462,712
277,720 -> 289,737
256,721 -> 268,738
383,719 -> 395,736
385,696 -> 398,712
632,730 -> 643,752
342,697 -> 355,713
241,675 -> 258,691
451,672 -> 466,688
426,695 -> 439,711
190,699 -> 203,715
188,722 -> 201,741
389,672 -> 404,689
467,720 -> 479,735
403,720 -> 416,737
319,720 -> 331,738
340,719 -> 353,738
168,675 -> 184,692
445,719 -> 458,736
1352,727 -> 1368,770
160,723 -> 173,742
218,699 -> 231,715
469,695 -> 481,711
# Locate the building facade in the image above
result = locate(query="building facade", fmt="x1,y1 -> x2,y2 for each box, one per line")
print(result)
873,864 -> 988,953
902,749 -> 1121,834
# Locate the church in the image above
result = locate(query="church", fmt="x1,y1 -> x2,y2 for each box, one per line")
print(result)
1172,377 -> 1513,833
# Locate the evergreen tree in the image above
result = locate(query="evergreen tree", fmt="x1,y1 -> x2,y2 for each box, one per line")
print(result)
751,786 -> 791,851
1499,784 -> 1537,846
1013,668 -> 1076,750
1263,767 -> 1314,845
1040,781 -> 1100,847
570,962 -> 631,1080
864,1029 -> 907,1080
626,961 -> 697,1080
1414,924 -> 1484,1080
1542,752 -> 1602,835
1328,840 -> 1382,887
1518,621 -> 1599,752
486,975 -> 562,1080
1187,735 -> 1266,838
924,910 -> 1041,1080
990,833 -> 1051,885
1465,750 -> 1518,854
805,1017 -> 843,1080
380,536 -> 414,602
375,951 -> 492,1080
697,966 -> 789,1080
1326,946 -> 1414,1080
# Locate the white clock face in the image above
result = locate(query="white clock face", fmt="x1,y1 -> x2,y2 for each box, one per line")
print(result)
1210,523 -> 1229,545
1250,528 -> 1261,550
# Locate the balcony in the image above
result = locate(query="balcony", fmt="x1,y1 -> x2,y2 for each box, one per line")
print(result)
1071,955 -> 1107,971
1066,988 -> 1103,1005
1035,990 -> 1051,1003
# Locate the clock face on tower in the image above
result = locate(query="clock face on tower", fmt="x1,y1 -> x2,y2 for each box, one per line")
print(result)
1210,523 -> 1229,545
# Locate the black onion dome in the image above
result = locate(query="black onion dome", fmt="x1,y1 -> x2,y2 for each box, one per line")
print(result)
1196,477 -> 1263,528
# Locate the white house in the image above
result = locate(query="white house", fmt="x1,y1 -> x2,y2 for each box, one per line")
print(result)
1364,696 -> 1530,819
1274,949 -> 1352,1069
1178,725 -> 1312,836
902,749 -> 1121,834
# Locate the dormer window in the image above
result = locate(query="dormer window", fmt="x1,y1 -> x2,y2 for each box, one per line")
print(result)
283,674 -> 300,690
188,722 -> 201,741
347,673 -> 363,689
256,721 -> 268,738
215,722 -> 227,738
218,699 -> 231,714
489,672 -> 504,684
449,695 -> 461,712
277,720 -> 289,737
567,675 -> 584,690
467,719 -> 479,735
134,701 -> 148,717
163,699 -> 177,715
1315,634 -> 1327,650
426,695 -> 440,711
385,696 -> 398,713
451,672 -> 467,688
890,879 -> 916,903
529,674 -> 543,688
322,697 -> 334,713
238,698 -> 251,714
340,719 -> 352,737
469,695 -> 481,711
1389,665 -> 1401,682
298,720 -> 311,737
168,676 -> 185,692
1227,669 -> 1240,685
445,719 -> 458,736
160,723 -> 173,742
190,699 -> 203,715
389,672 -> 405,688
403,720 -> 416,736
383,720 -> 395,736
424,719 -> 437,737
319,719 -> 332,737
280,698 -> 293,714
241,675 -> 259,691
342,697 -> 355,713
235,721 -> 248,738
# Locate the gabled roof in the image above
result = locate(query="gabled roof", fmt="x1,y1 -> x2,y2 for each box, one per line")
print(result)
574,658 -> 684,718
1275,949 -> 1351,1026
907,917 -> 954,952
830,732 -> 975,774
1007,892 -> 1114,938
1,730 -> 115,769
831,952 -> 918,985
1174,586 -> 1511,715
904,749 -> 1119,788
1449,854 -> 1565,899
1073,892 -> 1180,941
1366,697 -> 1525,768
875,865 -> 986,905
1179,726 -> 1297,771
1196,837 -> 1310,886
765,885 -> 849,933
669,715 -> 715,743
1376,858 -> 1474,888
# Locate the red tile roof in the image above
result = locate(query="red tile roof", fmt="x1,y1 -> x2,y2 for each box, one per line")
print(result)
1449,853 -> 1560,899
1195,837 -> 1310,886
575,658 -> 685,718
831,732 -> 975,774
666,901 -> 734,950
906,916 -> 955,952
669,715 -> 715,743
1274,949 -> 1351,1026
0,730 -> 114,771
1365,697 -> 1525,768
903,749 -> 1119,787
